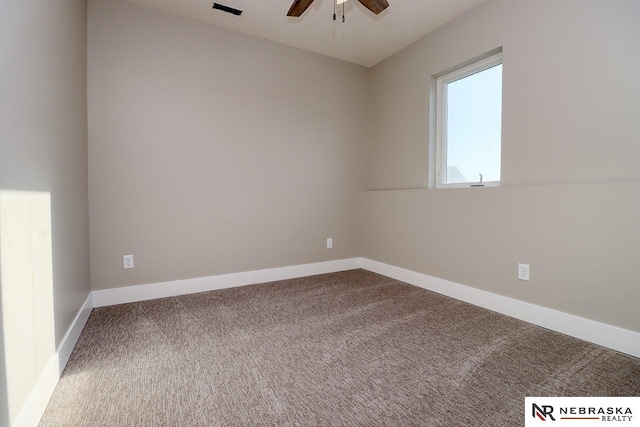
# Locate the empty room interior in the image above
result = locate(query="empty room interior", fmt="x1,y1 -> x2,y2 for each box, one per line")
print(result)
1,0 -> 639,425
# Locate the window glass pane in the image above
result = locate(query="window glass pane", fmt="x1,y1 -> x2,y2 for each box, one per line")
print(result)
446,64 -> 502,183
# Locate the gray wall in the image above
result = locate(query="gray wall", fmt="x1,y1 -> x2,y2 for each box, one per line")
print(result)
88,0 -> 369,290
363,0 -> 640,332
0,0 -> 90,422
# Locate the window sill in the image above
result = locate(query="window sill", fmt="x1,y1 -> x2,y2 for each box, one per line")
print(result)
435,181 -> 500,190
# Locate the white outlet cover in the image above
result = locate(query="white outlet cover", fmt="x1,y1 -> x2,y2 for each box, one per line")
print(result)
123,254 -> 134,269
326,238 -> 333,249
518,263 -> 529,281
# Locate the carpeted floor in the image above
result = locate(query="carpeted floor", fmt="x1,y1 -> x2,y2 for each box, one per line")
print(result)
40,269 -> 640,426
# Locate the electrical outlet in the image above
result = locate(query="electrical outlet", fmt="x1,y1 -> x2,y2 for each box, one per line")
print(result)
123,254 -> 134,269
518,263 -> 529,281
326,238 -> 333,249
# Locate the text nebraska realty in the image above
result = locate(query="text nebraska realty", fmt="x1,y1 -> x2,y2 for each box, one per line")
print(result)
560,405 -> 632,422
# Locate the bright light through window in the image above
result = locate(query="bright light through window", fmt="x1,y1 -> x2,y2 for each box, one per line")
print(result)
1,190 -> 55,424
436,53 -> 502,187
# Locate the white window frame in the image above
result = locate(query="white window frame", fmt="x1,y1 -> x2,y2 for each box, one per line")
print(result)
435,52 -> 503,189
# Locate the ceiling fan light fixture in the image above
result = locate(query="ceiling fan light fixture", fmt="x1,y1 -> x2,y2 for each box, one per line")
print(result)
287,0 -> 388,18
334,0 -> 347,22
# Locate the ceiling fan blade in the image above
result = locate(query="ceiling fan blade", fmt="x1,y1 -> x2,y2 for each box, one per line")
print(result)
287,0 -> 315,17
356,0 -> 389,15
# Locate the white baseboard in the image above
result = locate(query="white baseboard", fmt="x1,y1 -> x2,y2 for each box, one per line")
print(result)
93,258 -> 362,308
14,293 -> 93,427
13,257 -> 640,427
360,258 -> 640,358
92,257 -> 640,357
56,295 -> 94,374
17,259 -> 360,426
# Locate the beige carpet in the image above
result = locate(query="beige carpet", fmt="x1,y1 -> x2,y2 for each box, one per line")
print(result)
40,269 -> 640,426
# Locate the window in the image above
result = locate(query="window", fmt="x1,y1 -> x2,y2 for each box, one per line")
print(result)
435,52 -> 502,188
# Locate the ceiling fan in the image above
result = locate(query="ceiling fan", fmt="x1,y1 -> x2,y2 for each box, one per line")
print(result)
287,0 -> 389,17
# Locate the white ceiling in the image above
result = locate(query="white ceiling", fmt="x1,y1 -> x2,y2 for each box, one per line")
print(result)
123,0 -> 485,67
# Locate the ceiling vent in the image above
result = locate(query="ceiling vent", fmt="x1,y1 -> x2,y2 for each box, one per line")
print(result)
212,3 -> 243,16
